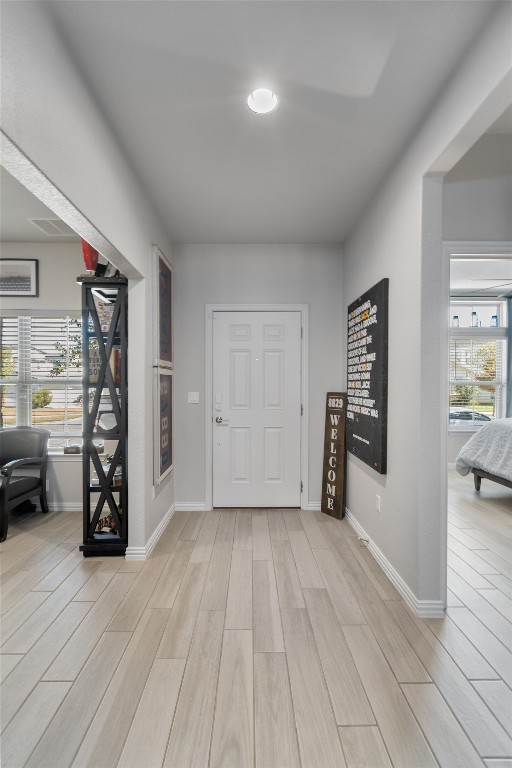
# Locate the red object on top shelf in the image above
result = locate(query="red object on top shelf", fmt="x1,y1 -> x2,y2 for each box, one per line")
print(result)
81,239 -> 99,271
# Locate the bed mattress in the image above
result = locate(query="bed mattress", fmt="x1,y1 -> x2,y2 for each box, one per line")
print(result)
455,417 -> 512,483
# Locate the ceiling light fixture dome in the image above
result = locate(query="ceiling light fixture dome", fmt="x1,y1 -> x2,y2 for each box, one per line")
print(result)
247,88 -> 278,114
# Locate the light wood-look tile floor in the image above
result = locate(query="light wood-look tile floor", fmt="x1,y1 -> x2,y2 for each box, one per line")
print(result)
1,471 -> 511,767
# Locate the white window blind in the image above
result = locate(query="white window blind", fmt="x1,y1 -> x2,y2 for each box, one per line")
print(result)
0,315 -> 83,442
449,332 -> 506,427
449,298 -> 508,429
0,317 -> 19,428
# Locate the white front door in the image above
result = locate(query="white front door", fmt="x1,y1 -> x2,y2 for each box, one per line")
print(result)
212,311 -> 302,507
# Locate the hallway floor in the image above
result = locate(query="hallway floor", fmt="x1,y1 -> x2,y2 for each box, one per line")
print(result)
1,473 -> 511,767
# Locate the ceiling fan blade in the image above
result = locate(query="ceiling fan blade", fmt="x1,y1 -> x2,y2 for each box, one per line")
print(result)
461,281 -> 512,293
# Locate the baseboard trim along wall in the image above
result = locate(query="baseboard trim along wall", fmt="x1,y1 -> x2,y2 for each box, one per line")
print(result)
48,503 -> 82,512
125,504 -> 176,561
176,502 -> 321,512
174,502 -> 210,512
345,508 -> 445,618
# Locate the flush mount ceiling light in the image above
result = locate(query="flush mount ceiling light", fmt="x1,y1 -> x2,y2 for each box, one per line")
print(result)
247,88 -> 278,114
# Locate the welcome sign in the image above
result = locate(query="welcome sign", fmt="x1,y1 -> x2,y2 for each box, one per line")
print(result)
321,392 -> 346,518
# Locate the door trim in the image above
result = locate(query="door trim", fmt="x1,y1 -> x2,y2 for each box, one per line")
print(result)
205,304 -> 309,511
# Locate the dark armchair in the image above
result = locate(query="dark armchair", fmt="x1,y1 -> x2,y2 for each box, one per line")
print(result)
0,427 -> 50,542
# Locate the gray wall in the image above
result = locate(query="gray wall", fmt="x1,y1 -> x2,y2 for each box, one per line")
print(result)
173,244 -> 344,507
0,242 -> 82,311
1,243 -> 84,509
343,3 -> 512,604
443,134 -> 512,241
2,2 -> 175,549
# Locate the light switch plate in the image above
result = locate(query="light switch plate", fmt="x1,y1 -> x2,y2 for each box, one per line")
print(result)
188,391 -> 200,404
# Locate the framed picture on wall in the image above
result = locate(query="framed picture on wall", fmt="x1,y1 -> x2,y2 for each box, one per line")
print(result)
154,368 -> 173,484
152,245 -> 173,485
0,259 -> 39,297
153,246 -> 173,368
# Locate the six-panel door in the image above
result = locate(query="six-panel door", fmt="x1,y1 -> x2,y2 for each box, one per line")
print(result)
212,311 -> 302,507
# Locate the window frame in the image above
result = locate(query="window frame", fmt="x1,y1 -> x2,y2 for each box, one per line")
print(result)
449,299 -> 508,432
0,311 -> 84,450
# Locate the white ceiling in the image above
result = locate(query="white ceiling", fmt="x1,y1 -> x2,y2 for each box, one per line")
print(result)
1,1 -> 508,247
450,257 -> 512,297
39,0 -> 500,244
0,166 -> 80,243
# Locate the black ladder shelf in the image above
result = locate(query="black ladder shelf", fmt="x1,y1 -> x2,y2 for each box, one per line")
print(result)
78,276 -> 128,556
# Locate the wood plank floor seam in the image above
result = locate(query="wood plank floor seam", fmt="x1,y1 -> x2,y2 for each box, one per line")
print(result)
1,475 -> 510,767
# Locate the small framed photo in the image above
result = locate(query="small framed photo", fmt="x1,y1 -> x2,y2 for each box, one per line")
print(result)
0,259 -> 39,297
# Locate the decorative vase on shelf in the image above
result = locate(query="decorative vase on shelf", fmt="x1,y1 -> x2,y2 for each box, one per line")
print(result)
81,239 -> 99,274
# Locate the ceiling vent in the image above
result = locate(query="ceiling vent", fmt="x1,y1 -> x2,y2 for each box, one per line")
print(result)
28,218 -> 77,236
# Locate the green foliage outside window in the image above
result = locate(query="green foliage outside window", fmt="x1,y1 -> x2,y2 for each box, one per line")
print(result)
32,389 -> 53,409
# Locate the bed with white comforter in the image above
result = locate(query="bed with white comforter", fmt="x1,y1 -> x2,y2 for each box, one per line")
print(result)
456,417 -> 512,489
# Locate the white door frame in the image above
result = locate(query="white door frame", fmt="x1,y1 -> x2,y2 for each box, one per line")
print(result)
205,303 -> 309,511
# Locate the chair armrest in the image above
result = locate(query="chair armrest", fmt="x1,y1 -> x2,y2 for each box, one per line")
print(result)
1,457 -> 44,478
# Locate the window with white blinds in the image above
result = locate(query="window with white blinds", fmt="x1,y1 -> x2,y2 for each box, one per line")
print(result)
449,301 -> 508,429
0,315 -> 83,445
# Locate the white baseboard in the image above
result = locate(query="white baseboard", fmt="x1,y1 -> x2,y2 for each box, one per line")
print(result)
125,504 -> 176,561
177,502 -> 321,512
174,502 -> 210,512
302,501 -> 321,511
48,503 -> 82,512
345,508 -> 445,618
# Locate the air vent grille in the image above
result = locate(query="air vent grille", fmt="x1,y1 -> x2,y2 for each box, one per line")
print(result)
28,218 -> 77,236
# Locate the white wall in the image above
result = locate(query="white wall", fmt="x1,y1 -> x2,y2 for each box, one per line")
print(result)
1,2 -> 174,549
447,432 -> 474,465
174,244 -> 344,507
46,456 -> 82,511
443,134 -> 512,241
342,3 -> 512,606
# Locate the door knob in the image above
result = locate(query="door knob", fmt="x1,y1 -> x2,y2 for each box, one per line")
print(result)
216,416 -> 223,423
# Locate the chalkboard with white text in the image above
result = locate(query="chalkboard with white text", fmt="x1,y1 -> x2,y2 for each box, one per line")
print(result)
346,278 -> 388,474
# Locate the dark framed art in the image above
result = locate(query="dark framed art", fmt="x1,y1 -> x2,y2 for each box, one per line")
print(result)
153,247 -> 173,369
154,368 -> 173,484
0,259 -> 39,297
346,278 -> 389,474
152,246 -> 173,485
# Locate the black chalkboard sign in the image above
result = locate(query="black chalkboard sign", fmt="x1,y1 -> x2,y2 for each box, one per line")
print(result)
346,278 -> 388,474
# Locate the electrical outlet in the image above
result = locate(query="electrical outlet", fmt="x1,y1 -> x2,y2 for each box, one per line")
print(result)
376,494 -> 381,512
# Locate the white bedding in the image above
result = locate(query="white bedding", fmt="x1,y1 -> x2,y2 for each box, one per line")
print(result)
455,417 -> 512,482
